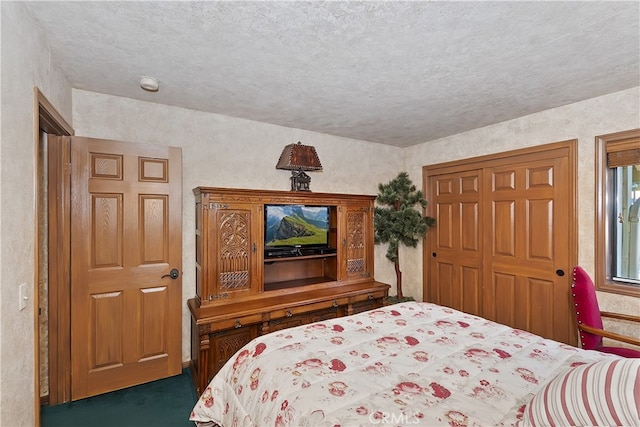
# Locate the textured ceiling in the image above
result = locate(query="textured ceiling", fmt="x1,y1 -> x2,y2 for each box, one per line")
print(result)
24,1 -> 640,147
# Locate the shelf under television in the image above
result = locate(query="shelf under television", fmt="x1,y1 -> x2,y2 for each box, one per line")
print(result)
264,252 -> 337,263
264,276 -> 338,292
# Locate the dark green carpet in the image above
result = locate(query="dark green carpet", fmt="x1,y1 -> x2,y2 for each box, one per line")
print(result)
41,369 -> 198,427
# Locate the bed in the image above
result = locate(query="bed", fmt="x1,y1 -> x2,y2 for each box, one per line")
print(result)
190,302 -> 639,427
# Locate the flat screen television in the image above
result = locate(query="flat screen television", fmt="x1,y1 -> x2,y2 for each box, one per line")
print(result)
264,204 -> 330,254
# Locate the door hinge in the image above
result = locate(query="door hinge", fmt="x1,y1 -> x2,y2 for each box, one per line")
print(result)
64,162 -> 72,175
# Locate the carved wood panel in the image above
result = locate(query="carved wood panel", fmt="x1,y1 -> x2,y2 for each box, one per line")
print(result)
217,210 -> 251,292
211,327 -> 258,378
343,205 -> 371,280
346,211 -> 365,273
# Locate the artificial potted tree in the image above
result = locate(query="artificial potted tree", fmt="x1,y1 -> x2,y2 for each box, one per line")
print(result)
374,172 -> 436,301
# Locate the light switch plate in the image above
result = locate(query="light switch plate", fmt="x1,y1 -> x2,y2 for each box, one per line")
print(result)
19,283 -> 27,311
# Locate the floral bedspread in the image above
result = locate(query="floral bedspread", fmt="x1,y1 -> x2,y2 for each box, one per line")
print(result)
190,302 -> 617,427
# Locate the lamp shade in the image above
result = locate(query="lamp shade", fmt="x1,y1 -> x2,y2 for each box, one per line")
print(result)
276,141 -> 323,171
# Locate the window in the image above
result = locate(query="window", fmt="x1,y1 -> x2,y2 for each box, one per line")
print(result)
595,129 -> 640,296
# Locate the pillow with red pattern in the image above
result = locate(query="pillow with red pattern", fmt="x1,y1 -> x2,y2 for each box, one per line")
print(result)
521,358 -> 639,427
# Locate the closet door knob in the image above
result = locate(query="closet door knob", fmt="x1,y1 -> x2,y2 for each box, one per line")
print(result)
556,269 -> 565,277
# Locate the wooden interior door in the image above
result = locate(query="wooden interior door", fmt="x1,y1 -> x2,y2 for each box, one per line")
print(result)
70,136 -> 182,400
482,152 -> 573,344
424,142 -> 576,345
427,169 -> 483,316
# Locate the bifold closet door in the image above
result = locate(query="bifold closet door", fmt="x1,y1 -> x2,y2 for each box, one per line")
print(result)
425,142 -> 576,346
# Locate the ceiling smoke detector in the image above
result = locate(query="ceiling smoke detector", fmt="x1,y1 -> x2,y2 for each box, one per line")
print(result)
140,76 -> 159,92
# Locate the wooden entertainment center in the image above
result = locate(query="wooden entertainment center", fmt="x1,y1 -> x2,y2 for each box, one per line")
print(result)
188,187 -> 390,394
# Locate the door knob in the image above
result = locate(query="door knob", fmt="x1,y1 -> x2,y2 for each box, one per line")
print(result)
162,268 -> 180,280
555,269 -> 565,277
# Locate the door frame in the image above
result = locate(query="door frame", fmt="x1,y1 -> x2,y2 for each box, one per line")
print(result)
34,88 -> 74,421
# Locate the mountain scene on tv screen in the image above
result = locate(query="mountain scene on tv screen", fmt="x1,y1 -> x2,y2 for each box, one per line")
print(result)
265,205 -> 328,247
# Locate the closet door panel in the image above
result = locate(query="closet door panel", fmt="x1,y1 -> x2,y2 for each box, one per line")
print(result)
426,170 -> 482,316
483,155 -> 571,344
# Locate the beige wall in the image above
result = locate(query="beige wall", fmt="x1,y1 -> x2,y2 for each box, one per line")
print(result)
404,86 -> 640,314
71,89 -> 405,364
0,2 -> 73,425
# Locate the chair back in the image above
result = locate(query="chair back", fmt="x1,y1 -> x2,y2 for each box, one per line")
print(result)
571,266 -> 604,350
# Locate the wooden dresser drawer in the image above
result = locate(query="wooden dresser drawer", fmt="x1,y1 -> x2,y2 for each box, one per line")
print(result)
268,305 -> 342,333
268,314 -> 307,332
351,299 -> 380,314
350,290 -> 386,314
269,298 -> 344,319
309,306 -> 341,323
213,313 -> 264,332
350,289 -> 386,303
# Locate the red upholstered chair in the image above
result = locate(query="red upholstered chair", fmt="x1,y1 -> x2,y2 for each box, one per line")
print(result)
571,266 -> 640,358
